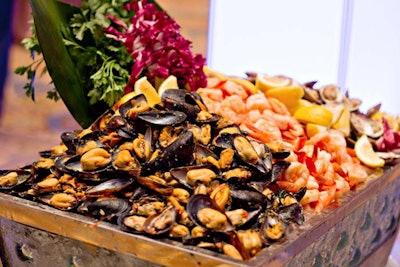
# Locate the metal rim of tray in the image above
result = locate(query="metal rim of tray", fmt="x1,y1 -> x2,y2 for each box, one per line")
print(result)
0,165 -> 399,267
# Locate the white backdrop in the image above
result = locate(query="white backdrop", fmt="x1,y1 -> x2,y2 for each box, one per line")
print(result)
207,0 -> 400,115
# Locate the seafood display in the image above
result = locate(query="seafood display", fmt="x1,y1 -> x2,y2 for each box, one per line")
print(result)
0,88 -> 307,260
199,71 -> 399,212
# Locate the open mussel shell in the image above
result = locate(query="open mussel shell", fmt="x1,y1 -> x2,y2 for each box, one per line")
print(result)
187,194 -> 234,232
78,197 -> 130,221
350,112 -> 384,139
118,93 -> 150,120
136,176 -> 174,196
118,212 -> 148,234
111,149 -> 141,176
143,205 -> 177,236
85,177 -> 134,197
61,149 -> 112,181
0,169 -> 33,191
170,165 -> 219,189
227,178 -> 271,209
260,211 -> 287,244
37,192 -> 79,211
137,110 -> 187,126
143,130 -> 195,173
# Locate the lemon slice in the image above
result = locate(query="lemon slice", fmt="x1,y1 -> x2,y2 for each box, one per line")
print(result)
331,107 -> 351,137
293,105 -> 333,127
355,135 -> 385,168
134,76 -> 161,107
265,85 -> 305,113
228,77 -> 258,94
255,74 -> 293,92
158,75 -> 179,97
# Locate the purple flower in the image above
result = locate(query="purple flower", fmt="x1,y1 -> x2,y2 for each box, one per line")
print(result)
105,0 -> 207,93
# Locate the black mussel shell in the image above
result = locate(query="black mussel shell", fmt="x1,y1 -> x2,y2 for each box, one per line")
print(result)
163,97 -> 201,119
260,211 -> 287,244
37,192 -> 79,211
277,202 -> 304,225
143,205 -> 177,235
0,169 -> 33,191
118,212 -> 147,234
78,198 -> 130,221
118,94 -> 149,119
187,194 -> 234,232
272,150 -> 291,160
136,176 -> 174,196
264,160 -> 291,185
227,178 -> 270,209
137,110 -> 187,126
111,149 -> 141,176
85,177 -> 134,197
144,130 -> 195,173
89,109 -> 115,131
61,131 -> 78,155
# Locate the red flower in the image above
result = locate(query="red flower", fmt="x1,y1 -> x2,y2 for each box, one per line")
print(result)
105,0 -> 207,93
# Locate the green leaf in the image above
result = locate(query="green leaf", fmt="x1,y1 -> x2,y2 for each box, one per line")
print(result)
30,0 -> 100,128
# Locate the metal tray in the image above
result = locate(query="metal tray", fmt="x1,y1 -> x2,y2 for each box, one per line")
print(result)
1,165 -> 399,267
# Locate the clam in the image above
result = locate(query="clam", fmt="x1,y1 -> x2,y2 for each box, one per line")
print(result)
319,84 -> 343,104
350,112 -> 384,138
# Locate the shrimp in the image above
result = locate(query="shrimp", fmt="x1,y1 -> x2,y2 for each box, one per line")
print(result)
267,97 -> 290,115
197,88 -> 224,102
245,93 -> 271,111
282,162 -> 310,183
220,80 -> 249,99
262,109 -> 290,131
240,119 -> 281,144
220,95 -> 246,115
341,162 -> 368,187
307,130 -> 347,154
246,109 -> 263,124
314,150 -> 336,186
277,161 -> 309,192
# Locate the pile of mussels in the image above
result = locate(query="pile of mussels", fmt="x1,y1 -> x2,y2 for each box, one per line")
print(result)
0,89 -> 305,260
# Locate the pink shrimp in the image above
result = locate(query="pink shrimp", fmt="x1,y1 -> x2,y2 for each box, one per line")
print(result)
197,88 -> 224,102
240,118 -> 282,144
220,95 -> 247,115
267,97 -> 290,115
277,161 -> 309,192
220,80 -> 249,99
245,93 -> 271,111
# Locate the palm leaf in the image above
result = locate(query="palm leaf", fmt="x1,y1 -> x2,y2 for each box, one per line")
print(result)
30,0 -> 98,128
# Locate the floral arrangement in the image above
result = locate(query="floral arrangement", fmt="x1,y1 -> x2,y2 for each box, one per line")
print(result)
15,0 -> 206,128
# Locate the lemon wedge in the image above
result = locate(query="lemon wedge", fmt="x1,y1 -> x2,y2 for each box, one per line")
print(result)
331,107 -> 351,137
355,135 -> 385,168
255,74 -> 293,92
293,105 -> 333,127
134,76 -> 161,107
306,123 -> 328,138
265,85 -> 305,113
158,75 -> 179,97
